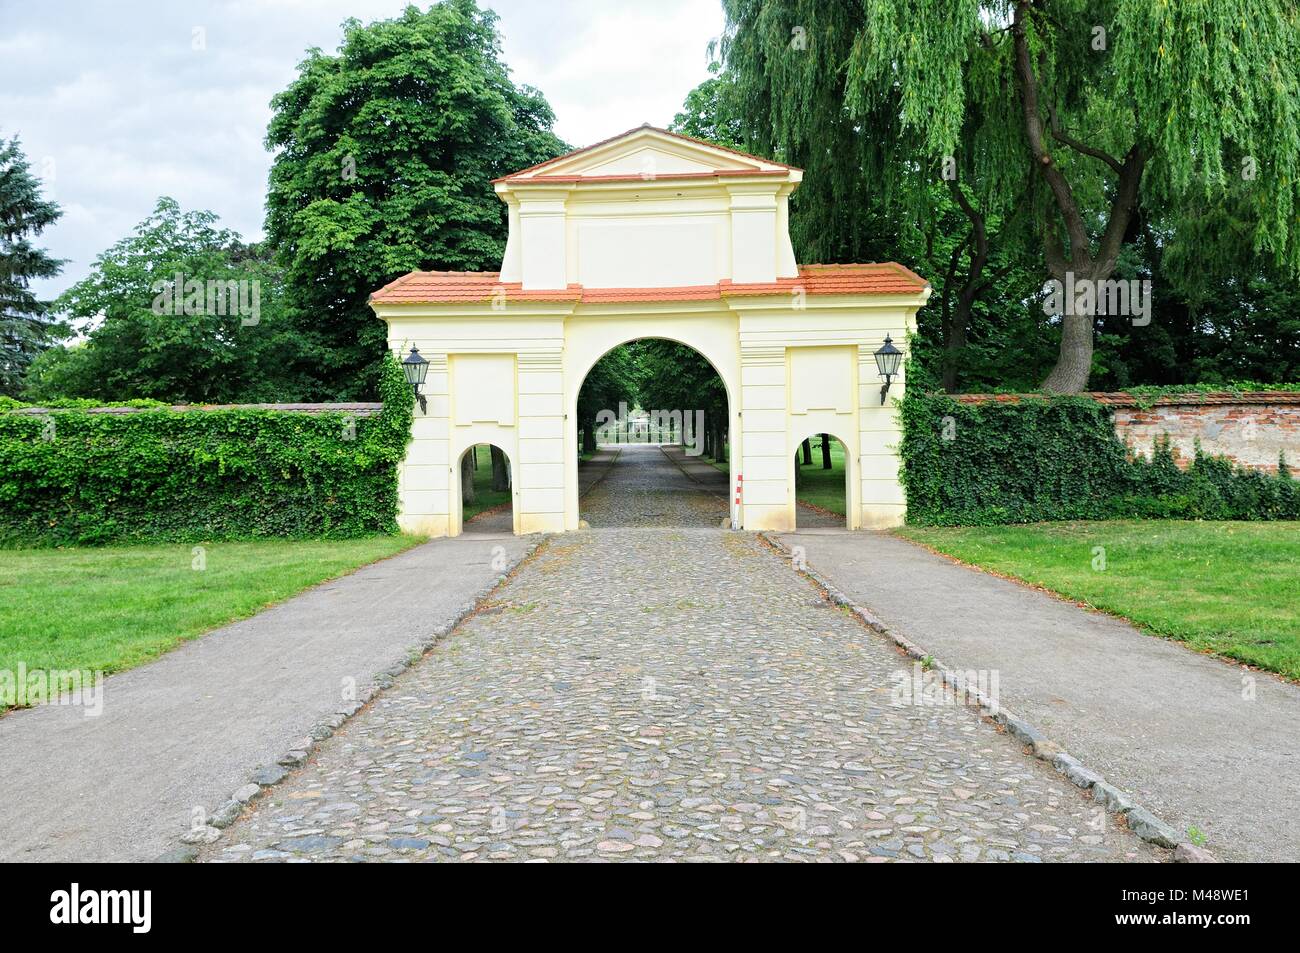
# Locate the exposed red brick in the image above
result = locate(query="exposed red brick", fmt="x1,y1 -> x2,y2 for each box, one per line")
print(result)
954,392 -> 1300,475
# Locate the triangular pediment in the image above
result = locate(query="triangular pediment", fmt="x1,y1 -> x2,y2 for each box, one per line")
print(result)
498,125 -> 794,182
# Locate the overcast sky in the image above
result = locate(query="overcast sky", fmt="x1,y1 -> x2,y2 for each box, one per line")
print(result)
0,0 -> 726,299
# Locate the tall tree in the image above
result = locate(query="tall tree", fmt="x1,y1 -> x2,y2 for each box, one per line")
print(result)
27,198 -> 311,403
461,449 -> 476,506
718,3 -> 1033,391
0,135 -> 64,396
264,0 -> 567,399
635,340 -> 729,459
722,0 -> 1300,392
576,346 -> 638,454
490,444 -> 510,492
670,62 -> 746,149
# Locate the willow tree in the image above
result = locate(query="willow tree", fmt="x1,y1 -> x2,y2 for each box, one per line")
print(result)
719,2 -> 1035,391
723,0 -> 1300,392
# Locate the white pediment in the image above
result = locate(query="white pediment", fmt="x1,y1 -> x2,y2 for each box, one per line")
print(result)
582,145 -> 740,177
495,125 -> 803,289
503,125 -> 790,181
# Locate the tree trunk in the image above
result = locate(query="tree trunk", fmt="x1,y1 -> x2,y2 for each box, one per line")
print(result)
820,434 -> 832,469
490,445 -> 509,492
461,449 -> 476,506
1011,0 -> 1147,393
582,417 -> 597,454
1041,309 -> 1097,394
794,452 -> 804,488
939,180 -> 995,393
937,234 -> 968,393
801,439 -> 812,465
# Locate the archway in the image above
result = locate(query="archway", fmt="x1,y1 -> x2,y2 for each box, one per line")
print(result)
373,125 -> 930,537
572,337 -> 735,528
455,443 -> 515,535
793,432 -> 853,530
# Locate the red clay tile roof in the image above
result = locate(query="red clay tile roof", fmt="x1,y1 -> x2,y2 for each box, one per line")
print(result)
370,264 -> 928,306
493,124 -> 799,184
370,271 -> 579,304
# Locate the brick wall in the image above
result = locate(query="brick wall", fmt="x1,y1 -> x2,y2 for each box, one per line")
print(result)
955,392 -> 1300,475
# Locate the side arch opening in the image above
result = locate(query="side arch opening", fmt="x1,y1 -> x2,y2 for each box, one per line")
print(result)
793,432 -> 852,530
456,443 -> 514,535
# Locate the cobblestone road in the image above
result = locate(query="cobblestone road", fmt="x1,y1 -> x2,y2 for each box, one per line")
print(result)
202,448 -> 1162,863
583,444 -> 728,527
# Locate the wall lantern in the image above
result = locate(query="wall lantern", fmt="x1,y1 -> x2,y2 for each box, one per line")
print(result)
873,334 -> 903,405
402,346 -> 429,414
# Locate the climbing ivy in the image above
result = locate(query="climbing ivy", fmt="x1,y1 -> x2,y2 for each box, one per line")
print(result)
900,392 -> 1299,525
0,355 -> 414,546
1117,381 -> 1300,411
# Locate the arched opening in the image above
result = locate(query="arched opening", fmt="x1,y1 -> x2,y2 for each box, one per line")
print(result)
794,433 -> 852,529
574,338 -> 733,528
457,443 -> 514,535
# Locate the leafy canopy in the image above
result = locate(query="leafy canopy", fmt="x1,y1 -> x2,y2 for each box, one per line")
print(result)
265,0 -> 567,398
29,198 -> 311,404
721,0 -> 1300,391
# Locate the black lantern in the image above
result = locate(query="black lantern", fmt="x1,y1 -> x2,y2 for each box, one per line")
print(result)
873,334 -> 903,404
402,346 -> 429,414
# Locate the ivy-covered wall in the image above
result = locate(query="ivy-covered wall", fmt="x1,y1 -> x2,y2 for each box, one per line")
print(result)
0,356 -> 414,546
900,392 -> 1299,526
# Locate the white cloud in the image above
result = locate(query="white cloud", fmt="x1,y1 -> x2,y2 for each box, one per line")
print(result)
0,0 -> 725,298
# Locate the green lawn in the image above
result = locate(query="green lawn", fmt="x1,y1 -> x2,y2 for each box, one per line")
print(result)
463,444 -> 513,522
796,438 -> 847,515
0,535 -> 421,701
896,521 -> 1300,679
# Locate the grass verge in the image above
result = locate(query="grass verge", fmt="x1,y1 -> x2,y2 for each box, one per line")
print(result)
0,535 -> 422,703
896,520 -> 1300,679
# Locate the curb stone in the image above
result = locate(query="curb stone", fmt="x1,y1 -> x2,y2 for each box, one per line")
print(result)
1125,807 -> 1182,849
1173,843 -> 1217,863
759,531 -> 1217,863
157,847 -> 198,864
155,535 -> 548,863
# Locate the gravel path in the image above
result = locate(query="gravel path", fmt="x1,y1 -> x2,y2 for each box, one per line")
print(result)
0,536 -> 530,862
202,450 -> 1162,863
779,529 -> 1300,862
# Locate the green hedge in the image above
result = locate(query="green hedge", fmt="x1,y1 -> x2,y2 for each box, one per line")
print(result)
900,392 -> 1299,525
0,356 -> 414,546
